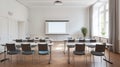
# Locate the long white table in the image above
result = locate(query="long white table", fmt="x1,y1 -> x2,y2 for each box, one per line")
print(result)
66,42 -> 113,64
63,39 -> 96,54
15,42 -> 53,47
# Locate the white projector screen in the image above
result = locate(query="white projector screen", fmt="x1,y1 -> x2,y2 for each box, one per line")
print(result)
46,22 -> 67,34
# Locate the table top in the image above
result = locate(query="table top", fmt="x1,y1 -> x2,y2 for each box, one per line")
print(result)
1,42 -> 53,46
66,42 -> 112,47
64,39 -> 96,42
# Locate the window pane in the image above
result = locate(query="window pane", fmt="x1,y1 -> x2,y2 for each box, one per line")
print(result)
99,13 -> 105,36
105,3 -> 109,10
106,11 -> 109,22
99,6 -> 104,12
105,22 -> 109,37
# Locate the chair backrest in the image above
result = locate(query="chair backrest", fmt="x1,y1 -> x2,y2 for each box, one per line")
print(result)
38,44 -> 48,51
39,39 -> 46,42
35,37 -> 39,39
90,39 -> 96,42
16,39 -> 22,42
27,39 -> 34,42
79,39 -> 85,42
21,44 -> 31,51
75,44 -> 85,52
45,37 -> 49,39
26,37 -> 30,40
67,37 -> 72,40
68,39 -> 75,42
6,43 -> 16,51
95,44 -> 106,52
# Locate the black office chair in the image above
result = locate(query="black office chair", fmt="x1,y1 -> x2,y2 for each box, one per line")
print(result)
90,39 -> 96,42
21,44 -> 35,62
68,39 -> 75,42
73,44 -> 86,64
39,39 -> 46,42
15,39 -> 23,48
78,39 -> 85,42
67,39 -> 75,48
35,37 -> 39,39
26,37 -> 30,40
91,44 -> 106,66
38,43 -> 51,64
88,39 -> 97,49
45,37 -> 49,39
6,43 -> 20,63
15,39 -> 23,42
27,39 -> 36,48
27,39 -> 34,42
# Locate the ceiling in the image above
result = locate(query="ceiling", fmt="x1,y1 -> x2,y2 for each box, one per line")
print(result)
17,0 -> 98,8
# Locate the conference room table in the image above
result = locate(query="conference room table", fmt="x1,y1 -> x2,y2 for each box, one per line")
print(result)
66,42 -> 113,64
63,39 -> 96,54
0,42 -> 53,63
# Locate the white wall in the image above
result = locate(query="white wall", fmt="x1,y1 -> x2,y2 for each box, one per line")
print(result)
0,0 -> 29,44
29,7 -> 89,41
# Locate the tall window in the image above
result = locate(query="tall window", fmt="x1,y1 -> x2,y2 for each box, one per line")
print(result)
92,0 -> 109,38
99,2 -> 109,37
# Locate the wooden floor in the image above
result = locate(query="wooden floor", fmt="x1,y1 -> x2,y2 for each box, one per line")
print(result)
0,41 -> 120,67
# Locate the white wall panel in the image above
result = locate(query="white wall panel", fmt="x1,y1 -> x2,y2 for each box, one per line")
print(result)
29,7 -> 89,41
0,0 -> 28,43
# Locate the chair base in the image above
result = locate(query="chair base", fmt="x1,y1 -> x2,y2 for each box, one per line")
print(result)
0,58 -> 9,63
103,58 -> 113,64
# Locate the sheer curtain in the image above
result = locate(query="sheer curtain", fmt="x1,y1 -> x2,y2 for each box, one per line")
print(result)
109,0 -> 119,53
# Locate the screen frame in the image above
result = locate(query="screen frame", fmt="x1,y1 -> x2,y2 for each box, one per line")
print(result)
45,20 -> 69,35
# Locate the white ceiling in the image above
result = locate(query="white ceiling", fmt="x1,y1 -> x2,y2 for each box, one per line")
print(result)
17,0 -> 97,8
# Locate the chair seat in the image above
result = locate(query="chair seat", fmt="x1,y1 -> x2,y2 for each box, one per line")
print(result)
22,50 -> 35,55
73,51 -> 85,55
91,51 -> 104,56
7,50 -> 20,55
38,51 -> 49,55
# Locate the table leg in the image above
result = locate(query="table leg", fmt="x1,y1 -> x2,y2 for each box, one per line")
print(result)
68,47 -> 70,64
0,45 -> 9,63
64,40 -> 66,54
49,45 -> 52,64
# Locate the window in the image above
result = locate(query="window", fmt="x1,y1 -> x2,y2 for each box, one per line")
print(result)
99,2 -> 109,37
92,0 -> 109,38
